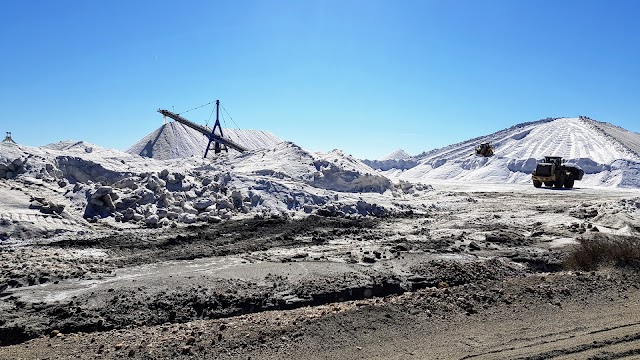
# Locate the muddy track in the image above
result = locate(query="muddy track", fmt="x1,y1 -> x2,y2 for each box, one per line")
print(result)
47,215 -> 381,266
0,216 -> 382,291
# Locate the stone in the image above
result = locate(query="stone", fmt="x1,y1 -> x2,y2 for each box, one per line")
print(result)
182,204 -> 199,215
41,203 -> 65,215
167,172 -> 185,184
160,169 -> 169,178
116,197 -> 137,210
103,194 -> 116,211
146,175 -> 166,191
131,213 -> 144,221
157,208 -> 168,218
135,189 -> 155,205
169,205 -> 183,213
114,177 -> 138,190
57,179 -> 68,188
12,158 -> 24,167
530,229 -> 544,237
52,204 -> 65,214
145,215 -> 159,225
181,213 -> 198,224
216,198 -> 233,210
91,186 -> 113,199
90,198 -> 105,207
193,198 -> 213,211
468,241 -> 481,251
207,215 -> 221,223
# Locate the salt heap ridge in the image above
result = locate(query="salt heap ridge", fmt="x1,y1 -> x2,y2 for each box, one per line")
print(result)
383,117 -> 640,188
0,135 -> 422,239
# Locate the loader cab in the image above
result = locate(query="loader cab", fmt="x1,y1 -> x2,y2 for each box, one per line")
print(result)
543,156 -> 563,167
533,156 -> 563,177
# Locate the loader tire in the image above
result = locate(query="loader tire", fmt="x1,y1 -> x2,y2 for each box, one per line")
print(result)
554,177 -> 564,188
564,177 -> 574,189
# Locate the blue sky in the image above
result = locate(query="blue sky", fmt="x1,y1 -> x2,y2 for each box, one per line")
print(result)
2,0 -> 639,159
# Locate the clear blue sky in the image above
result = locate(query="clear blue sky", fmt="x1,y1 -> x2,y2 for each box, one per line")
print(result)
2,0 -> 639,159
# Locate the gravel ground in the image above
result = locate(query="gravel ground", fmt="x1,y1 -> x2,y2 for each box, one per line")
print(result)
1,185 -> 639,359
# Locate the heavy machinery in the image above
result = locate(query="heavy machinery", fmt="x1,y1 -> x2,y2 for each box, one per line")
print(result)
2,132 -> 16,144
158,100 -> 247,158
475,142 -> 494,157
531,156 -> 584,189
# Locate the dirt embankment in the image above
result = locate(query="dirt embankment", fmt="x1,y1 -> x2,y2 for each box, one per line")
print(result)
1,268 -> 639,359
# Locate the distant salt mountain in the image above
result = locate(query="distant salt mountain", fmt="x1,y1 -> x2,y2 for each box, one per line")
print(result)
43,140 -> 132,156
383,117 -> 640,188
381,149 -> 412,161
126,121 -> 282,160
362,148 -> 417,172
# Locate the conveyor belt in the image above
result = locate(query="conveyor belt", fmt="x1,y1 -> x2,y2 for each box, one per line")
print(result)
157,109 -> 248,153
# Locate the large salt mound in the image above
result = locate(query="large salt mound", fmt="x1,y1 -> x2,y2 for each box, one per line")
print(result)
226,142 -> 392,193
126,122 -> 283,160
43,140 -> 132,157
386,117 -> 640,188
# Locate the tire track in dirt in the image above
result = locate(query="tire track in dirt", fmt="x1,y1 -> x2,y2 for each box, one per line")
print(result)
463,322 -> 640,359
0,212 -> 77,227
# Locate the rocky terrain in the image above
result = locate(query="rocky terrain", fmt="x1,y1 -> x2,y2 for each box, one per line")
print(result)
1,117 -> 640,359
1,180 -> 639,359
